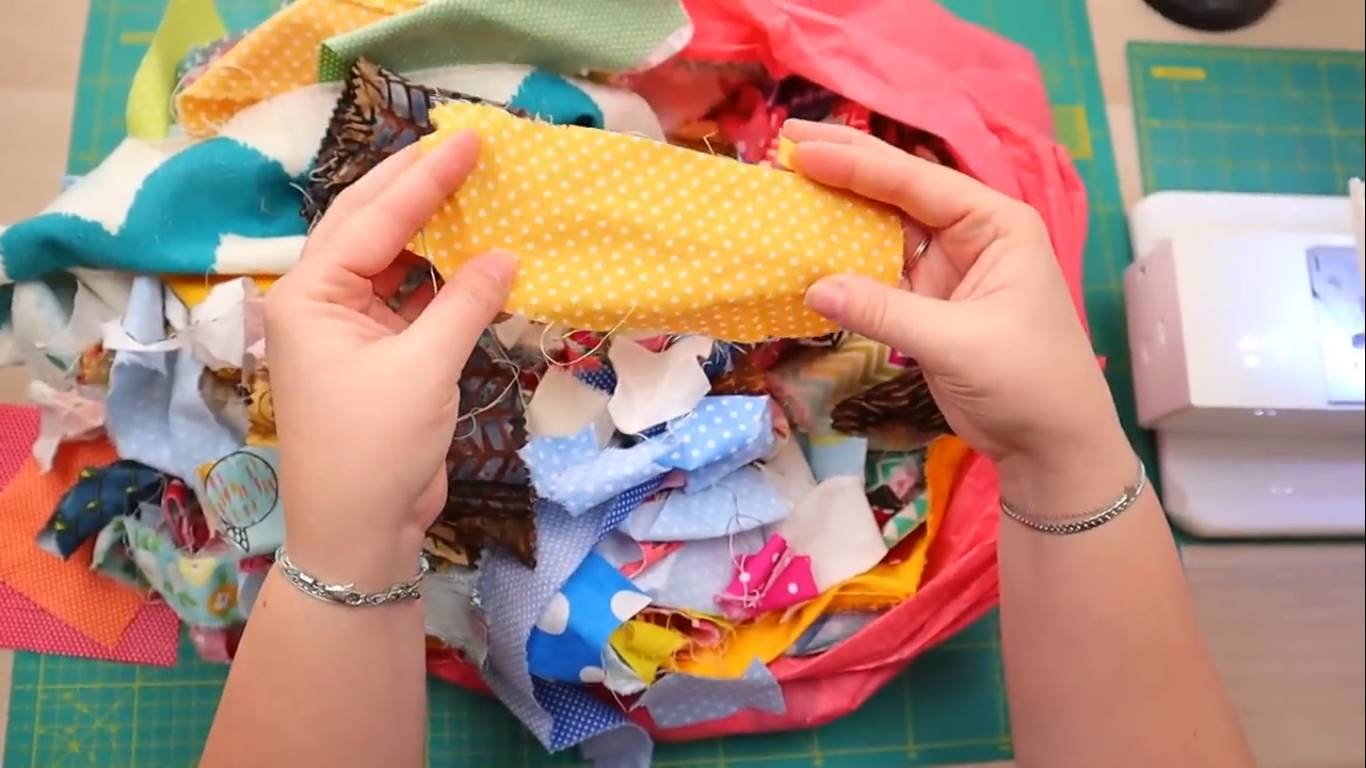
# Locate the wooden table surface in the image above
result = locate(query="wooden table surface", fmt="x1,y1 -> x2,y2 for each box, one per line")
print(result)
1,1 -> 1363,765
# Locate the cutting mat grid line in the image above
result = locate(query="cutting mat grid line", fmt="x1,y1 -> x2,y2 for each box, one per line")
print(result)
9,0 -> 1129,764
1130,42 -> 1366,197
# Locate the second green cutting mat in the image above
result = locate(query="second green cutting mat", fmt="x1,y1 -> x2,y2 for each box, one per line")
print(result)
1130,41 -> 1366,196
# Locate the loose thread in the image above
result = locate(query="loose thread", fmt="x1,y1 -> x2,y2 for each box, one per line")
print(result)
486,338 -> 532,409
701,132 -> 717,156
537,306 -> 638,368
602,671 -> 636,713
715,504 -> 776,615
451,336 -> 523,441
288,181 -> 316,216
451,363 -> 521,441
416,229 -> 441,296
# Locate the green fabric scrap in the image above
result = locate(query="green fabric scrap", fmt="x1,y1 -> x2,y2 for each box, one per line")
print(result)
317,0 -> 690,82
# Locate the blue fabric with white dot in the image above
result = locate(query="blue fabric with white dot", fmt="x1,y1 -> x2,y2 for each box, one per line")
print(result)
521,395 -> 773,514
527,552 -> 651,682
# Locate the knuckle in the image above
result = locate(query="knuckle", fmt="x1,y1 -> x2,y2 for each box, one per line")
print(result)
856,285 -> 892,336
450,284 -> 491,317
447,269 -> 500,318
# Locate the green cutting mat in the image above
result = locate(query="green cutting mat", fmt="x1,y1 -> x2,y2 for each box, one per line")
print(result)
1130,42 -> 1366,195
7,0 -> 1130,765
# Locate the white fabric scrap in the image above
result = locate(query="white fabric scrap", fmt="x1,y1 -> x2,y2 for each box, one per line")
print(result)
526,365 -> 612,439
607,336 -> 712,435
603,646 -> 649,696
491,314 -> 545,351
101,277 -> 263,369
779,475 -> 888,591
41,270 -> 133,362
5,272 -> 129,376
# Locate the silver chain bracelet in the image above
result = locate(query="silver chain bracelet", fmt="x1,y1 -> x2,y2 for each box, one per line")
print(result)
275,546 -> 430,607
1001,460 -> 1147,535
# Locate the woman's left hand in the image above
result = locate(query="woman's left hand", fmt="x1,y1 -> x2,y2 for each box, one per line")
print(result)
265,131 -> 517,588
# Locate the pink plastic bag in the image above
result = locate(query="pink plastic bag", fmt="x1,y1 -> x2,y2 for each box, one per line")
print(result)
429,0 -> 1087,739
680,0 -> 1090,325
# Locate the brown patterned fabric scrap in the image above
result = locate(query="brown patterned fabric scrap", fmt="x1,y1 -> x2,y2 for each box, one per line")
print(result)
831,363 -> 952,439
432,340 -> 536,567
303,59 -> 500,227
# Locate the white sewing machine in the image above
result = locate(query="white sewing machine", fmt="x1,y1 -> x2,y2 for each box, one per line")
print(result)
1124,189 -> 1366,538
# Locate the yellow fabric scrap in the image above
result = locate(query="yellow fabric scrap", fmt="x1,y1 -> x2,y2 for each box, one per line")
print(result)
126,0 -> 227,139
174,0 -> 418,137
164,275 -> 275,309
245,368 -> 276,447
414,102 -> 904,342
609,619 -> 689,685
675,435 -> 970,678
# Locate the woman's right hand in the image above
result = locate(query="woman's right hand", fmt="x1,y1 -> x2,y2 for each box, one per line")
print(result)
786,120 -> 1133,512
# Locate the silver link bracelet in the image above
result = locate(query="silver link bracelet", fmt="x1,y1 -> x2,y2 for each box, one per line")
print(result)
1001,460 -> 1147,535
275,546 -> 430,607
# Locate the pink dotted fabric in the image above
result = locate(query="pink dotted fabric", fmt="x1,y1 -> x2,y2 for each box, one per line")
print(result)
0,404 -> 38,488
0,404 -> 179,665
0,583 -> 179,666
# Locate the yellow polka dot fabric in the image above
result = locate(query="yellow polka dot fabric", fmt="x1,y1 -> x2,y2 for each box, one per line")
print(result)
414,103 -> 904,342
175,0 -> 417,137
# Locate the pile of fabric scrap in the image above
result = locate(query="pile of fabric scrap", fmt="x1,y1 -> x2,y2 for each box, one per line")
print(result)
0,0 -> 1086,764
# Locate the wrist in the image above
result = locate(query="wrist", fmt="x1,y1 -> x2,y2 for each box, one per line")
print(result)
284,521 -> 427,593
996,423 -> 1136,522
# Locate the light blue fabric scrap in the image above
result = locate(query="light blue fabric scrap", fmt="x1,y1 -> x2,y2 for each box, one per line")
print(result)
801,433 -> 870,482
622,466 -> 788,542
787,612 -> 879,657
681,400 -> 774,492
593,530 -> 643,570
521,396 -> 772,515
636,659 -> 786,728
105,277 -> 242,485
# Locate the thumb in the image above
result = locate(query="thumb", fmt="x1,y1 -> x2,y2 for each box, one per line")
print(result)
402,250 -> 518,380
805,275 -> 959,368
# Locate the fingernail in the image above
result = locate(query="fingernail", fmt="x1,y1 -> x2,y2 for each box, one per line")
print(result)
483,250 -> 519,285
805,279 -> 846,319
